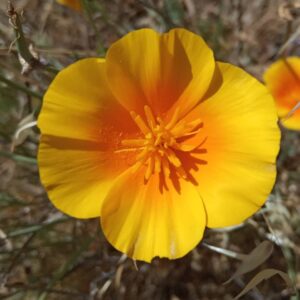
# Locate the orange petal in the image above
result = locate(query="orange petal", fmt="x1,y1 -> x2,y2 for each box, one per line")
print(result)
106,28 -> 215,117
264,57 -> 300,130
38,136 -> 133,218
38,58 -> 137,218
101,168 -> 206,262
38,58 -> 137,143
181,62 -> 280,228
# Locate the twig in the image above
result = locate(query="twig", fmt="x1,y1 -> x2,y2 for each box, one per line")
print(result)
7,1 -> 40,72
7,1 -> 59,74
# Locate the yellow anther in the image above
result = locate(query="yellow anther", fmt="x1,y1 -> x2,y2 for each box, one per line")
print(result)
184,118 -> 203,131
144,105 -> 156,129
165,148 -> 181,167
175,143 -> 196,152
154,154 -> 161,173
180,128 -> 202,138
171,118 -> 203,137
130,111 -> 151,135
154,133 -> 163,146
161,156 -> 171,177
170,122 -> 186,137
145,132 -> 153,140
165,107 -> 180,130
121,139 -> 146,147
156,117 -> 164,126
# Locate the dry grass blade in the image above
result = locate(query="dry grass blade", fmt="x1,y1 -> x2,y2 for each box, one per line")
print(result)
224,241 -> 274,284
202,242 -> 247,260
281,101 -> 300,121
276,26 -> 300,58
234,268 -> 294,299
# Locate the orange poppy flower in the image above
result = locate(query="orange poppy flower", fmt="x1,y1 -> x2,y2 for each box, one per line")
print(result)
56,0 -> 81,10
264,57 -> 300,130
38,29 -> 280,262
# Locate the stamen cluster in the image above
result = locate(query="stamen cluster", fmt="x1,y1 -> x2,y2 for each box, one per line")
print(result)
121,105 -> 203,181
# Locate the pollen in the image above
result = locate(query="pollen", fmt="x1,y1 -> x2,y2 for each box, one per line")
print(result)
121,105 -> 204,181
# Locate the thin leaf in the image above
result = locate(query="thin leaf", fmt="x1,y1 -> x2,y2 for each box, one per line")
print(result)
225,241 -> 274,284
234,268 -> 294,299
38,236 -> 93,300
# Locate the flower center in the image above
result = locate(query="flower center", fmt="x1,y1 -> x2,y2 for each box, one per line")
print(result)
120,105 -> 205,181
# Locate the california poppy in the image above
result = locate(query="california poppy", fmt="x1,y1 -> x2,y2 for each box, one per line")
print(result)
264,57 -> 300,130
38,29 -> 280,262
56,0 -> 81,10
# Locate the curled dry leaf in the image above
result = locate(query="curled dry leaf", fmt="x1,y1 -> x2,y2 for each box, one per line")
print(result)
279,3 -> 294,21
278,2 -> 300,21
234,268 -> 294,299
12,113 -> 36,150
224,241 -> 274,284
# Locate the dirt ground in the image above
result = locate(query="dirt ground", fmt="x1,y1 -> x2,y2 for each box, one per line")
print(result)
0,0 -> 300,299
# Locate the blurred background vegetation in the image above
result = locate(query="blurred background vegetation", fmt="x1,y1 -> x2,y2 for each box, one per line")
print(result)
0,0 -> 300,299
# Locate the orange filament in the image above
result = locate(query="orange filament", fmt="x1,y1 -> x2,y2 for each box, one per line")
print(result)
121,105 -> 204,181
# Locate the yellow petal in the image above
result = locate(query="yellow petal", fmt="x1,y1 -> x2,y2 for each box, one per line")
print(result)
264,57 -> 300,130
182,62 -> 280,228
101,168 -> 206,262
106,28 -> 215,117
165,28 -> 216,118
38,58 -> 138,218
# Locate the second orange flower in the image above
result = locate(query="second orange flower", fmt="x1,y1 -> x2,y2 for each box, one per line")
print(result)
264,57 -> 300,130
